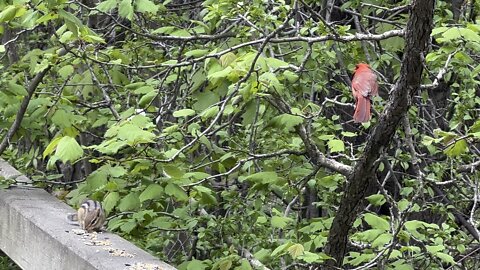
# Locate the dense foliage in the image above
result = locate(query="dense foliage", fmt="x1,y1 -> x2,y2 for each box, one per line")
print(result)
1,0 -> 480,269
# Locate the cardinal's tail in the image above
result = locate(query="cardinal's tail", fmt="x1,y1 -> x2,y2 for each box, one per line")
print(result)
353,96 -> 371,123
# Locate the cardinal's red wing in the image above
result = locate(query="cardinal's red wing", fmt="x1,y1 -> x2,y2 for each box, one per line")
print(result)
352,70 -> 378,97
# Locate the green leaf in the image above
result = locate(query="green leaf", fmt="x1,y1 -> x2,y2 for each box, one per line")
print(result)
52,109 -> 72,128
363,213 -> 389,231
219,52 -> 236,67
259,72 -> 283,91
185,49 -> 209,58
55,136 -> 84,163
327,139 -> 344,153
444,139 -> 468,157
404,220 -> 438,240
103,192 -> 120,213
371,233 -> 392,248
165,183 -> 188,201
265,57 -> 289,68
163,165 -> 184,178
435,252 -> 455,264
271,242 -> 291,257
119,192 -> 141,211
139,184 -> 163,202
138,90 -> 157,108
0,5 -> 18,22
200,106 -> 219,120
186,259 -> 208,270
283,70 -> 299,82
119,0 -> 134,20
271,216 -> 292,229
97,0 -> 118,12
7,82 -> 28,96
270,114 -> 303,131
398,199 -> 409,211
117,123 -> 156,144
58,65 -> 74,79
135,0 -> 159,14
207,66 -> 233,79
43,137 -> 62,158
298,251 -> 325,263
173,109 -> 196,118
366,194 -> 386,206
245,171 -> 278,184
288,244 -> 304,259
317,174 -> 342,188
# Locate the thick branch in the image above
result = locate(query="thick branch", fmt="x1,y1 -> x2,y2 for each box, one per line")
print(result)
324,0 -> 435,267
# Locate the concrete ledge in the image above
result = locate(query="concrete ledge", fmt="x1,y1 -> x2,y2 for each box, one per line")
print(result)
0,159 -> 176,270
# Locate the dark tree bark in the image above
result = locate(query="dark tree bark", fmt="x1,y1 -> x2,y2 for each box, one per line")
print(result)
324,0 -> 435,267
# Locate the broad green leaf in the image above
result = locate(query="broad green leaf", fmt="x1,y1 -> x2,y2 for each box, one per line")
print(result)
165,183 -> 188,201
173,109 -> 195,117
444,139 -> 468,157
138,90 -> 157,108
398,199 -> 409,211
265,57 -> 288,68
327,139 -> 344,153
404,220 -> 438,240
97,0 -> 117,12
103,192 -> 120,213
58,65 -> 74,79
271,216 -> 292,229
371,233 -> 393,248
219,52 -> 236,67
207,66 -> 233,79
186,259 -> 208,270
283,70 -> 299,82
120,221 -> 137,233
271,242 -> 291,257
0,5 -> 17,22
298,251 -> 325,263
288,244 -> 304,259
435,252 -> 455,264
245,171 -> 278,184
119,192 -> 141,211
139,184 -> 163,202
119,0 -> 134,20
317,174 -> 342,188
135,0 -> 159,14
108,165 -> 127,177
162,165 -> 184,178
117,123 -> 156,144
259,72 -> 283,91
7,82 -> 28,96
363,213 -> 389,231
55,136 -> 83,163
270,114 -> 303,131
366,194 -> 386,206
201,106 -> 219,120
43,137 -> 62,158
131,86 -> 153,95
52,109 -> 72,128
185,49 -> 209,58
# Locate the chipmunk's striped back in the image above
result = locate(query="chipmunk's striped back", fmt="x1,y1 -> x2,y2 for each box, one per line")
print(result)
67,199 -> 106,232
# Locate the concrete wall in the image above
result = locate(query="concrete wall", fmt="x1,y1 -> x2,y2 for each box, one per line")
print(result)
0,159 -> 177,270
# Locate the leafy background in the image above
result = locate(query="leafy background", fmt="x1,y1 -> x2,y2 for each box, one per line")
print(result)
1,0 -> 480,269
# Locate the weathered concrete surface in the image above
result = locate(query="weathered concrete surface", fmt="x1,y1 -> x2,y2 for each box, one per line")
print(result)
0,159 -> 176,270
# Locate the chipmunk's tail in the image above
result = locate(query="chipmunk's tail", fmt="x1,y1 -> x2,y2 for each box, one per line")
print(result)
66,213 -> 79,224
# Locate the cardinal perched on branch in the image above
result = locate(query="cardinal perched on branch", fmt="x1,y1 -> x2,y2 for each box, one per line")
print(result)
351,63 -> 378,123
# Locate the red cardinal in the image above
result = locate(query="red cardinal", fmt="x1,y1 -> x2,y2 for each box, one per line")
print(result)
351,63 -> 378,123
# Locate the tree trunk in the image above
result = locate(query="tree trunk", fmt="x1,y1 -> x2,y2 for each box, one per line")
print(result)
324,0 -> 435,267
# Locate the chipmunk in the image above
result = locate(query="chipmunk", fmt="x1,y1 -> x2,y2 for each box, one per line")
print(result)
67,199 -> 106,232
